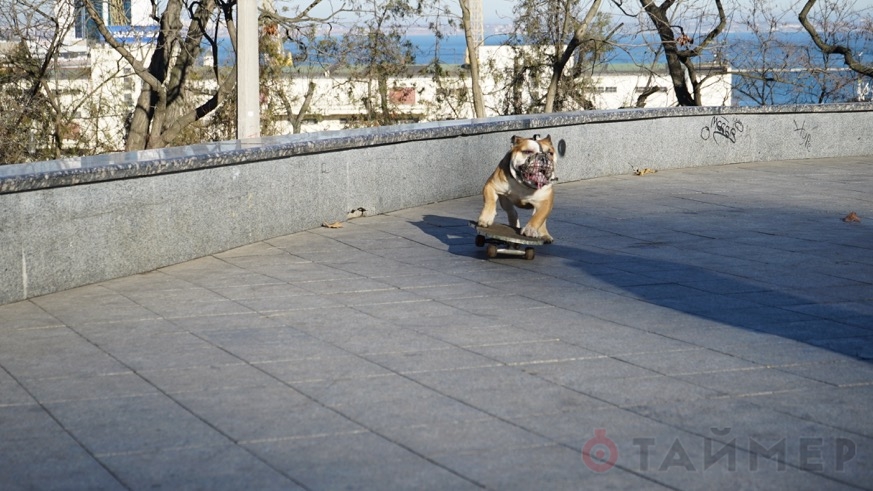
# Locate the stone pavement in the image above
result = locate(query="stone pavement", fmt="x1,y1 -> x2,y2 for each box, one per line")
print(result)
2,156 -> 872,490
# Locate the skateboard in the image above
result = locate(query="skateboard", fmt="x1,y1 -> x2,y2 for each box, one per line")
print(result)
469,221 -> 544,260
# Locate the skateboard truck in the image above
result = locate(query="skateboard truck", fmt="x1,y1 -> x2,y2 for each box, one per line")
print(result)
469,221 -> 543,260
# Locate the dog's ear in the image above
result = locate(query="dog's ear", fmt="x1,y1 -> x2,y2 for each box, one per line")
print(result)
510,135 -> 522,145
541,134 -> 552,144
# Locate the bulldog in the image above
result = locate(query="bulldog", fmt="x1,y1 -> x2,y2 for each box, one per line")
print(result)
477,134 -> 557,242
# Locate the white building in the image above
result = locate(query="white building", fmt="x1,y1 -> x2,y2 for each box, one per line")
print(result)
272,45 -> 732,133
56,0 -> 154,44
586,63 -> 732,108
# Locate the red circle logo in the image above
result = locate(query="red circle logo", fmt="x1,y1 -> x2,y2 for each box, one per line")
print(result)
582,428 -> 619,472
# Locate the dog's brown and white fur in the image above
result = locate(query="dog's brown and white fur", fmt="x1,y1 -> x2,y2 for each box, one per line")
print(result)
477,135 -> 557,243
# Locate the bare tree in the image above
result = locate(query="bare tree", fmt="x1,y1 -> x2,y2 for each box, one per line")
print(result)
0,0 -> 72,162
799,0 -> 873,79
612,0 -> 727,106
78,0 -> 349,149
261,0 -> 354,133
730,0 -> 804,105
486,0 -> 615,115
0,0 -> 136,162
316,0 -> 420,127
78,0 -> 232,150
542,0 -> 605,112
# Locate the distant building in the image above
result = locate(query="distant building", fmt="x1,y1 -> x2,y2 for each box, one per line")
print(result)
271,46 -> 732,133
58,0 -> 154,43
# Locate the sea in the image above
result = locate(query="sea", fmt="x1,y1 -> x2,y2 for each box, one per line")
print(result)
396,31 -> 869,66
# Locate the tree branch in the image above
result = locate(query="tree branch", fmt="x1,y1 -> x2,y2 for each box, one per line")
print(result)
80,0 -> 163,91
799,0 -> 873,78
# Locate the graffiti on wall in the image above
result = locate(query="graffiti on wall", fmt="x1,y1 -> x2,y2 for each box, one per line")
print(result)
793,119 -> 814,151
701,116 -> 745,144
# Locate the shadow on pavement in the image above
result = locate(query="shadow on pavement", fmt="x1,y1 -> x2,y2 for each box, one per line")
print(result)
413,214 -> 873,364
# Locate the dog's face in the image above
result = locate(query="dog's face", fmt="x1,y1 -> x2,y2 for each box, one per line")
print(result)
508,134 -> 557,190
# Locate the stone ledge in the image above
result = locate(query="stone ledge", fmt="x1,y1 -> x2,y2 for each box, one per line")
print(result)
3,103 -> 869,194
2,103 -> 873,305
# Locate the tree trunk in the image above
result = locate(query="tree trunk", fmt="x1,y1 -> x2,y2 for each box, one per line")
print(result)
638,0 -> 726,107
123,0 -> 183,150
459,0 -> 485,118
544,0 -> 602,113
640,0 -> 696,106
286,82 -> 316,134
635,86 -> 660,107
378,76 -> 391,123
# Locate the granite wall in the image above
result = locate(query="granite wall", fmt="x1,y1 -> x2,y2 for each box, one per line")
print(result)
2,104 -> 872,305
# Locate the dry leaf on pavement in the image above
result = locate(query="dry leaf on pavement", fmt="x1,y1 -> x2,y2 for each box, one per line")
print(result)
842,212 -> 861,223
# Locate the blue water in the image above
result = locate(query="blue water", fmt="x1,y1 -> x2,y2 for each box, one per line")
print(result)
407,31 -> 870,65
408,33 -> 509,64
219,31 -> 867,66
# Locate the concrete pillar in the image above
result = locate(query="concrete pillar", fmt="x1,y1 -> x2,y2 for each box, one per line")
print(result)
237,0 -> 260,139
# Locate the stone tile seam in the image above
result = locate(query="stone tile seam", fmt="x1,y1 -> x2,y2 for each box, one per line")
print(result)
237,428 -> 372,446
260,302 -> 667,488
167,322 -> 495,490
0,363 -> 131,489
70,343 -> 315,490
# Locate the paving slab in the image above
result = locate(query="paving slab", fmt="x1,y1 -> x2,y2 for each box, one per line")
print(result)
1,156 -> 872,490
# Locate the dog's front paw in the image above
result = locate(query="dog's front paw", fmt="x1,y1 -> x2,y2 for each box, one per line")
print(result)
477,215 -> 494,228
541,234 -> 554,244
521,226 -> 540,238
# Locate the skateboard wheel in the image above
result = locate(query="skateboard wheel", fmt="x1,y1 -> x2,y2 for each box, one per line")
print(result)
475,235 -> 486,247
486,244 -> 498,258
524,247 -> 535,260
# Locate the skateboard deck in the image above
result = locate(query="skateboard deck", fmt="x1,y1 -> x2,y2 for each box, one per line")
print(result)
469,221 -> 544,260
